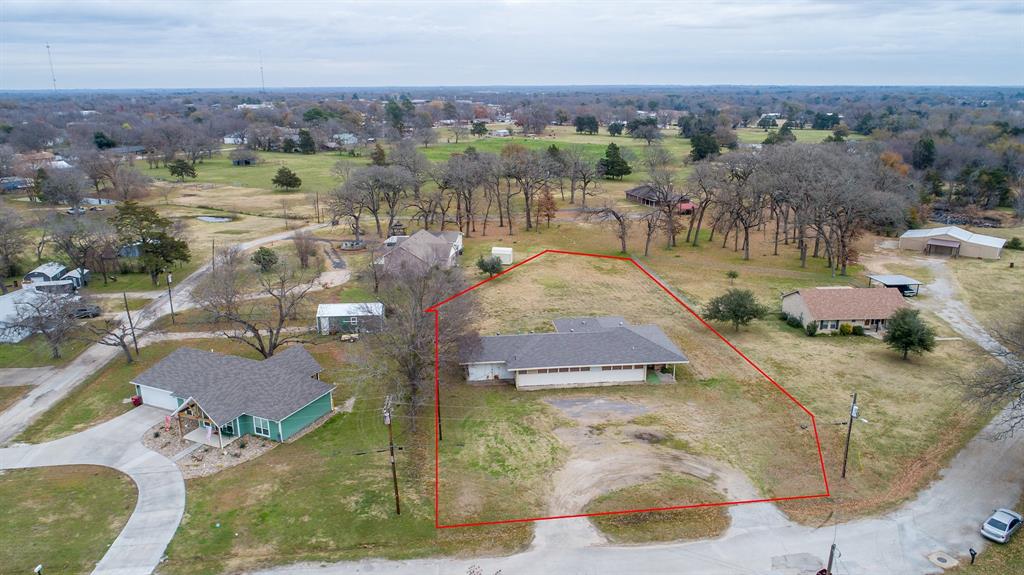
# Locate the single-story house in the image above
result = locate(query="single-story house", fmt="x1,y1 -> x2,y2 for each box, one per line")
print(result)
781,286 -> 906,333
23,262 -> 68,284
491,246 -> 514,265
131,346 -> 334,447
898,226 -> 1006,259
867,274 -> 923,297
491,129 -> 510,137
462,316 -> 689,390
30,279 -> 76,294
624,184 -> 695,214
0,177 -> 32,192
377,229 -> 463,272
316,302 -> 385,335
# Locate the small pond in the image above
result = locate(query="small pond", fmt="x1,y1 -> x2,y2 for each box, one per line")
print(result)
196,216 -> 232,223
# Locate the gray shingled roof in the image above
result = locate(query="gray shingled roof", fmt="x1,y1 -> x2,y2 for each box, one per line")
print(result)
132,346 -> 331,425
464,317 -> 687,370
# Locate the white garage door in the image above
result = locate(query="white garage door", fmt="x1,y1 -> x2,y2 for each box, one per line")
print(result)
137,384 -> 179,410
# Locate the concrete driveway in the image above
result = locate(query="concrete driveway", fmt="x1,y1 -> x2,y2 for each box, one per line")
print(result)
0,406 -> 184,575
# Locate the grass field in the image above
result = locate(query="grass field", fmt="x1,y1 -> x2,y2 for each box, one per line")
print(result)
15,338 -> 259,444
585,473 -> 729,543
0,465 -> 136,574
0,332 -> 91,368
83,257 -> 203,294
948,225 -> 1024,332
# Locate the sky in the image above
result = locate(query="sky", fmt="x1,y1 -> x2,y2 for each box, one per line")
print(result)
1,0 -> 1022,90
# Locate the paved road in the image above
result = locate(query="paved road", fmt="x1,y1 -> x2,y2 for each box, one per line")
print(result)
0,223 -> 326,445
254,254 -> 1023,575
0,406 -> 183,575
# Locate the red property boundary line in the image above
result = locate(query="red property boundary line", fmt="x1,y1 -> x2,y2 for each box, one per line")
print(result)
426,249 -> 830,529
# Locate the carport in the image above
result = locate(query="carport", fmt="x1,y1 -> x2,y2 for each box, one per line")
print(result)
925,238 -> 960,257
867,274 -> 923,297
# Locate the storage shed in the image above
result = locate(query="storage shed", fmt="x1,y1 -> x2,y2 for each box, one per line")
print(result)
898,226 -> 1006,259
491,247 -> 514,265
316,302 -> 385,335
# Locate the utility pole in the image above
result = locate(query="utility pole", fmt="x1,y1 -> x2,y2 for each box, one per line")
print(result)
45,44 -> 57,92
825,543 -> 838,575
841,391 -> 859,479
166,272 -> 175,325
211,238 -> 216,272
123,291 -> 139,355
383,395 -> 401,515
437,388 -> 443,442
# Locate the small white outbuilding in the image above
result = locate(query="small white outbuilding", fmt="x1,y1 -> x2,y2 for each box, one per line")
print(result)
491,247 -> 514,265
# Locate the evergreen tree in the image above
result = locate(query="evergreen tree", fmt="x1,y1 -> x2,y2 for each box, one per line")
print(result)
471,121 -> 488,137
93,131 -> 117,150
250,246 -> 279,273
476,255 -> 503,277
702,288 -> 768,332
884,308 -> 936,360
272,167 -> 302,190
689,133 -> 720,161
370,143 -> 387,166
607,122 -> 624,136
598,143 -> 631,179
298,129 -> 316,154
911,137 -> 936,170
167,159 -> 197,181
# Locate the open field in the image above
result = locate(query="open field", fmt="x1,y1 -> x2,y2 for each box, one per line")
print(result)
15,338 -> 259,444
948,225 -> 1023,332
0,465 -> 136,574
735,126 -> 866,144
585,473 -> 729,543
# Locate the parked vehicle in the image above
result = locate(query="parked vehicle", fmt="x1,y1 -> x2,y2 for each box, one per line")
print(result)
981,508 -> 1022,543
70,304 -> 102,319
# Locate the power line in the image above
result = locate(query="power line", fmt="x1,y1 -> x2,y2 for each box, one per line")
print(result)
45,44 -> 57,91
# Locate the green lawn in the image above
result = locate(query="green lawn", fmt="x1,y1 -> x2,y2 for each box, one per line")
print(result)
0,333 -> 91,368
585,473 -> 729,543
0,465 -> 137,574
144,152 -> 357,193
15,338 -> 258,443
735,127 -> 867,144
83,258 -> 203,294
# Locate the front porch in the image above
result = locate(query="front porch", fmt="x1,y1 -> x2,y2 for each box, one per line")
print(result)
183,426 -> 242,448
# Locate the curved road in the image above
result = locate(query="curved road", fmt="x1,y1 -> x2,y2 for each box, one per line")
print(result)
0,406 -> 181,575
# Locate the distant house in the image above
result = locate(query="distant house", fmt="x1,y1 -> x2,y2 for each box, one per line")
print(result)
898,226 -> 1006,259
491,129 -> 510,137
781,287 -> 906,333
462,316 -> 689,390
0,177 -> 32,193
131,346 -> 334,447
106,146 -> 146,157
377,229 -> 464,272
624,184 -> 695,214
332,133 -> 359,146
315,302 -> 385,335
23,262 -> 69,285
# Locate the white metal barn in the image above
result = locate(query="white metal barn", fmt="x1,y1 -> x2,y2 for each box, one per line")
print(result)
898,226 -> 1006,259
491,247 -> 514,265
462,316 -> 688,390
315,302 -> 385,335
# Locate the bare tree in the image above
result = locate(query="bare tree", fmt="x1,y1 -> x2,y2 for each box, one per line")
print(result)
584,202 -> 631,253
110,164 -> 152,201
79,312 -> 140,364
390,139 -> 432,198
291,230 -> 319,269
0,292 -> 78,359
341,165 -> 414,237
41,168 -> 89,211
374,264 -> 477,415
565,146 -> 600,208
192,256 -> 318,358
964,315 -> 1024,438
640,208 -> 663,257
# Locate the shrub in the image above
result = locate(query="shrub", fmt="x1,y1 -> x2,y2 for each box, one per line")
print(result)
238,441 -> 247,449
1006,237 -> 1023,250
153,431 -> 160,438
839,323 -> 853,336
852,325 -> 865,336
805,322 -> 818,337
778,311 -> 789,321
787,315 -> 803,329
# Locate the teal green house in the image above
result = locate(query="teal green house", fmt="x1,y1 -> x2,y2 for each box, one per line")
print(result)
131,346 -> 334,447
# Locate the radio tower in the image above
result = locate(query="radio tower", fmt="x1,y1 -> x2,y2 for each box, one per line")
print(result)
259,51 -> 266,94
45,44 -> 57,91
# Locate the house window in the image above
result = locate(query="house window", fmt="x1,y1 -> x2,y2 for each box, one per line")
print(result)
221,421 -> 234,436
253,417 -> 271,438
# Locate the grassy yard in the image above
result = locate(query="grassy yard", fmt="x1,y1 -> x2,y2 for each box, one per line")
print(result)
0,385 -> 30,413
0,465 -> 136,574
15,338 -> 259,443
0,332 -> 91,368
160,341 -> 535,575
585,473 -> 729,543
949,226 -> 1024,332
83,257 -> 203,294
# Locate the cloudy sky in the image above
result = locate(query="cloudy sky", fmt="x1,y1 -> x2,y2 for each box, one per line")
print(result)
1,0 -> 1022,90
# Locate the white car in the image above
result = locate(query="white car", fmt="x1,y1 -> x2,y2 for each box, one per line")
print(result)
981,508 -> 1022,543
